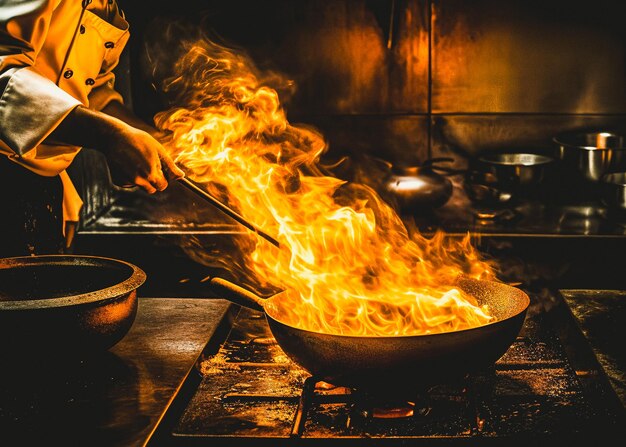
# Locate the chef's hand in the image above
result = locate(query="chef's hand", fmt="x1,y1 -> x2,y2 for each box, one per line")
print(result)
46,104 -> 185,194
104,126 -> 184,193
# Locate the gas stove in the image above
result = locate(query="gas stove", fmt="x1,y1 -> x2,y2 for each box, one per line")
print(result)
164,289 -> 625,445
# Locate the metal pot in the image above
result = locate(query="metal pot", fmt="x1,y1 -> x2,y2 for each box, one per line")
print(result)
464,152 -> 554,206
477,152 -> 554,186
209,276 -> 529,391
381,158 -> 454,213
0,255 -> 146,356
553,131 -> 626,182
600,172 -> 626,220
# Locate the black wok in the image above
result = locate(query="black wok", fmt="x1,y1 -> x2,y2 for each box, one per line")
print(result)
210,276 -> 530,390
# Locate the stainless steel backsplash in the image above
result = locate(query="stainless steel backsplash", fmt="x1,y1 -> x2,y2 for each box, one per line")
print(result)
72,0 -> 626,225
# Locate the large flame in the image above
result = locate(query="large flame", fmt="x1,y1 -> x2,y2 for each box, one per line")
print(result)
154,38 -> 497,336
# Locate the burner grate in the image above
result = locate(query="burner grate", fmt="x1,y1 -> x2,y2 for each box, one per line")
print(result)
172,304 -> 623,444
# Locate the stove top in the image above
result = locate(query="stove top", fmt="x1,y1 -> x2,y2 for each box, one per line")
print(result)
167,291 -> 625,445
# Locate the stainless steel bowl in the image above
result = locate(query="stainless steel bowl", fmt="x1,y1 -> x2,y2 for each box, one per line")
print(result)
477,153 -> 554,186
553,131 -> 626,182
600,172 -> 626,218
464,152 -> 554,206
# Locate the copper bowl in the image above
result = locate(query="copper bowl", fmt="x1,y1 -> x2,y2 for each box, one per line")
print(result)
0,255 -> 146,356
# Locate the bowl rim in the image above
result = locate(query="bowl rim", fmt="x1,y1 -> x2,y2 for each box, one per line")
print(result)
0,255 -> 146,310
553,131 -> 626,151
478,152 -> 554,167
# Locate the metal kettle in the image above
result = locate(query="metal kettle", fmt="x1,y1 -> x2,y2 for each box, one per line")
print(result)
381,158 -> 454,213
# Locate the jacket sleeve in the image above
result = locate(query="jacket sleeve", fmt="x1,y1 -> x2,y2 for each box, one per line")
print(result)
0,0 -> 81,156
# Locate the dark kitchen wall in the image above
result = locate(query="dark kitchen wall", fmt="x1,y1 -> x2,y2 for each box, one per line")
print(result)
72,0 -> 626,224
430,0 -> 626,167
119,0 -> 626,167
118,0 -> 431,168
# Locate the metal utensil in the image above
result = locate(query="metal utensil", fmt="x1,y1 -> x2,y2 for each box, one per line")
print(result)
382,164 -> 453,213
553,131 -> 626,182
178,177 -> 280,248
464,152 -> 554,206
0,255 -> 146,356
600,172 -> 626,219
477,152 -> 554,186
209,276 -> 529,391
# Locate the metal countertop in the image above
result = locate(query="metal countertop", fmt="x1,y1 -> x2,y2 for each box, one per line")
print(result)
0,297 -> 233,447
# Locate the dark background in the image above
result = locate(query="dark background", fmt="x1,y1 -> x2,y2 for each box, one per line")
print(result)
70,0 -> 626,296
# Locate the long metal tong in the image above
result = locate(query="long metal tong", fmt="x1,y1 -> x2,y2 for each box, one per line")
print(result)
177,177 -> 281,249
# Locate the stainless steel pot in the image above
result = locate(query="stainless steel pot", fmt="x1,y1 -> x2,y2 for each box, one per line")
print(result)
553,131 -> 626,182
0,255 -> 146,356
464,152 -> 554,206
477,153 -> 554,186
382,165 -> 453,213
600,172 -> 626,219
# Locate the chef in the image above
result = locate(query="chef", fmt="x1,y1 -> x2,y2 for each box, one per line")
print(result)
0,0 -> 184,257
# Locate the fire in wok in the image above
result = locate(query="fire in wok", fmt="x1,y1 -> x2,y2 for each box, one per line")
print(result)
148,32 -> 528,373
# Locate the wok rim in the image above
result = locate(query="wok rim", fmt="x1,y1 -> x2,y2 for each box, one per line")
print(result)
263,278 -> 530,340
0,255 -> 146,310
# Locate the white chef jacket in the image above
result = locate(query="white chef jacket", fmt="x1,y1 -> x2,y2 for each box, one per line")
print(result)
0,0 -> 130,226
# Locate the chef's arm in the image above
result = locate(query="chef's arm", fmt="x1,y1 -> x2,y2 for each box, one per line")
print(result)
101,100 -> 163,138
0,1 -> 82,157
46,104 -> 184,193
